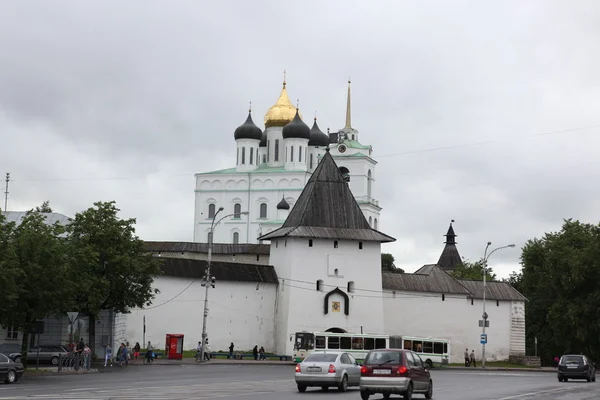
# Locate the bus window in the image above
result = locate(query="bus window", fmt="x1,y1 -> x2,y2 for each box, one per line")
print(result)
433,342 -> 444,354
403,340 -> 412,350
412,341 -> 422,352
364,338 -> 375,350
443,343 -> 448,353
375,338 -> 386,349
423,342 -> 433,354
341,337 -> 352,350
328,336 -> 340,349
316,336 -> 326,349
295,332 -> 315,350
352,337 -> 364,350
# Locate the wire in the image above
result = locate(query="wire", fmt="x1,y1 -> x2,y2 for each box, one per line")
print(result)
132,278 -> 198,310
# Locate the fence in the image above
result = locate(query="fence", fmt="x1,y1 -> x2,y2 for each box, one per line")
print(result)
57,352 -> 92,372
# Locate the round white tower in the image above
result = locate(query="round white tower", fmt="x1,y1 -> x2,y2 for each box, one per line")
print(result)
234,109 -> 262,172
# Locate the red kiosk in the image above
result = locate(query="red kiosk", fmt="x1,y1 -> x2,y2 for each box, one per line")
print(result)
165,334 -> 184,360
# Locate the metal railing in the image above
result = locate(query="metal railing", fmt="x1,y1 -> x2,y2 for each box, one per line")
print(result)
57,352 -> 92,372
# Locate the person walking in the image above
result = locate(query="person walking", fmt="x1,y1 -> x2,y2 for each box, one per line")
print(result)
104,344 -> 113,367
470,350 -> 477,367
252,345 -> 258,361
464,349 -> 469,367
228,342 -> 235,360
133,342 -> 141,363
145,341 -> 154,364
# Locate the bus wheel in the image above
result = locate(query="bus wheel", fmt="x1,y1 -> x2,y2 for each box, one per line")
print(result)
425,359 -> 433,369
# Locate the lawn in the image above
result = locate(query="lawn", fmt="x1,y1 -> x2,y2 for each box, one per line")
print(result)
448,361 -> 538,369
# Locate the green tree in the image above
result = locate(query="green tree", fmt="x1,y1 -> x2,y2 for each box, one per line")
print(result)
520,219 -> 600,364
0,208 -> 73,363
35,201 -> 53,213
382,253 -> 404,274
66,201 -> 162,355
450,259 -> 497,281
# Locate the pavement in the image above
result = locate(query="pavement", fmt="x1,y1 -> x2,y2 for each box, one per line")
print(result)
1,363 -> 600,400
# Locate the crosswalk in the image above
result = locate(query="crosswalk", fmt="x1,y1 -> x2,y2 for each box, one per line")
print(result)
0,379 -> 295,400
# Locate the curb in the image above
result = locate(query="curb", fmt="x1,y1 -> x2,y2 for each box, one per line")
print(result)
444,367 -> 556,373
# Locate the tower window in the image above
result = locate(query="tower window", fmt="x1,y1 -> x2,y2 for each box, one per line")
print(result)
290,146 -> 294,162
274,139 -> 279,161
260,203 -> 267,218
497,300 -> 500,307
334,240 -> 338,248
367,170 -> 372,198
233,203 -> 241,218
233,232 -> 239,244
299,146 -> 302,162
310,154 -> 314,169
249,148 -> 253,165
267,140 -> 270,162
347,281 -> 355,293
262,154 -> 266,164
442,294 -> 445,301
359,242 -> 363,250
309,239 -> 313,247
374,218 -> 378,230
237,148 -> 239,165
208,204 -> 216,219
316,279 -> 323,291
339,167 -> 350,182
256,255 -> 260,261
241,147 -> 246,164
471,298 -> 474,305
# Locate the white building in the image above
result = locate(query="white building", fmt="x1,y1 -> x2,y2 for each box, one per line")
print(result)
193,78 -> 381,244
126,152 -> 526,363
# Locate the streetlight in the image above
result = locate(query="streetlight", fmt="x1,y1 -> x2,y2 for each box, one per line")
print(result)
481,242 -> 516,368
199,207 -> 249,362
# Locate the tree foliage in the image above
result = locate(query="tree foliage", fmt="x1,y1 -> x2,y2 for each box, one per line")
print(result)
450,258 -> 497,281
520,219 -> 600,364
65,201 -> 162,353
381,253 -> 404,274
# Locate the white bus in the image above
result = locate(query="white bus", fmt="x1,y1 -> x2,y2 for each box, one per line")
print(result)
293,331 -> 450,368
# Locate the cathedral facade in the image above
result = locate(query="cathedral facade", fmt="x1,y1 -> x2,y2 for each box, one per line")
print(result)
193,78 -> 381,244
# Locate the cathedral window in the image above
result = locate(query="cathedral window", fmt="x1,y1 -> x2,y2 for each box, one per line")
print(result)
233,232 -> 239,244
369,216 -> 373,227
316,279 -> 323,291
233,203 -> 241,218
442,294 -> 445,301
309,239 -> 313,247
334,240 -> 338,248
237,148 -> 239,165
339,167 -> 350,182
275,140 -> 279,161
359,242 -> 363,250
310,154 -> 314,169
367,170 -> 372,199
290,146 -> 294,162
259,203 -> 267,218
347,281 -> 355,293
267,140 -> 270,162
374,218 -> 378,230
262,154 -> 266,164
299,146 -> 302,162
241,147 -> 246,164
249,148 -> 254,165
208,203 -> 216,219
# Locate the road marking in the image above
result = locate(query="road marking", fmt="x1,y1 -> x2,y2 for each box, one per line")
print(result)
496,386 -> 572,399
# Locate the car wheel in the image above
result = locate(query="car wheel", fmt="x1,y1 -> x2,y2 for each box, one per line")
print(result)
403,382 -> 413,400
51,356 -> 59,365
558,375 -> 563,382
564,377 -> 568,382
426,359 -> 433,369
297,384 -> 307,392
360,390 -> 370,400
5,370 -> 16,384
383,394 -> 391,399
321,386 -> 328,391
587,374 -> 592,382
14,356 -> 22,364
338,375 -> 348,392
425,379 -> 433,399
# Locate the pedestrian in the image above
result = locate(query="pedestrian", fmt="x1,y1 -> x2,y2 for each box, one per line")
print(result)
470,350 -> 476,367
126,342 -> 132,364
228,342 -> 234,360
145,341 -> 154,364
104,344 -> 113,367
464,348 -> 469,367
83,344 -> 91,370
259,346 -> 266,360
203,340 -> 211,361
253,345 -> 258,361
195,341 -> 202,362
133,342 -> 141,363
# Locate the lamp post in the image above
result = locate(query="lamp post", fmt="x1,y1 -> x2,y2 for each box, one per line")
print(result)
199,207 -> 249,363
481,242 -> 516,368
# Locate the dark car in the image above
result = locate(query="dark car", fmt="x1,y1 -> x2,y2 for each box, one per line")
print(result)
0,353 -> 24,384
0,344 -> 22,364
360,348 -> 432,400
557,354 -> 596,382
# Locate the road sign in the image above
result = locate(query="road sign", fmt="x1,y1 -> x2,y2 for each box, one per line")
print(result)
67,312 -> 79,323
480,333 -> 487,344
478,320 -> 490,327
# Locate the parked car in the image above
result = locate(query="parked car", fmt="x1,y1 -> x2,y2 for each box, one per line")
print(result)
359,348 -> 433,400
0,344 -> 22,364
27,345 -> 70,365
557,354 -> 596,382
0,353 -> 24,384
295,351 -> 361,392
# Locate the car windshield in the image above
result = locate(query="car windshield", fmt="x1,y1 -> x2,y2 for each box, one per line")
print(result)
304,353 -> 338,362
561,356 -> 583,364
365,351 -> 401,365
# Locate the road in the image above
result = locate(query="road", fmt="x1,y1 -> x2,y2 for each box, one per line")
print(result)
1,364 -> 600,399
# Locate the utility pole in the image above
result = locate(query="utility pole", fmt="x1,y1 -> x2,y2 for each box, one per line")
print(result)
3,173 -> 9,212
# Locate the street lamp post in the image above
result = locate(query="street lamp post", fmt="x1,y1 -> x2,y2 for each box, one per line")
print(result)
199,207 -> 249,363
481,242 -> 516,368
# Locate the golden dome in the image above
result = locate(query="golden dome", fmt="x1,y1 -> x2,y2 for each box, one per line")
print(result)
264,81 -> 302,128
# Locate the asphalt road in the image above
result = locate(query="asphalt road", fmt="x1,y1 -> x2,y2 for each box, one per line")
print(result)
1,364 -> 600,400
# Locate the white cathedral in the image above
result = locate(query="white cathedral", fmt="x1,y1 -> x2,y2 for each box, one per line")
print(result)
193,78 -> 381,244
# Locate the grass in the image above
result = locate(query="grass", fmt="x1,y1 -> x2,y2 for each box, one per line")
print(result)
448,361 -> 536,369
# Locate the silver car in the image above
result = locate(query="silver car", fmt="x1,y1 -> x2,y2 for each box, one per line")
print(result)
295,351 -> 362,392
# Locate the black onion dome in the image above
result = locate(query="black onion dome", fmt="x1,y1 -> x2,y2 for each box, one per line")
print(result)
308,118 -> 330,146
277,196 -> 290,210
259,130 -> 267,147
234,112 -> 263,141
282,109 -> 310,140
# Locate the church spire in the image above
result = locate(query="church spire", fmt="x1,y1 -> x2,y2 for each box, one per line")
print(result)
344,78 -> 352,129
445,219 -> 457,244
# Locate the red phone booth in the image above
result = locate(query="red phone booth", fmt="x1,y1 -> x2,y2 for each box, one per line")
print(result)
165,334 -> 184,360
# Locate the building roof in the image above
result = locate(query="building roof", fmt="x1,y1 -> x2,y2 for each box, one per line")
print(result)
382,264 -> 471,295
457,279 -> 528,302
282,109 -> 310,140
2,211 -> 71,226
145,241 -> 270,255
159,257 -> 278,284
437,221 -> 462,271
257,150 -> 395,242
234,110 -> 263,141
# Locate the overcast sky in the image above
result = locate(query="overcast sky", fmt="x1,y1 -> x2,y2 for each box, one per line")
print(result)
2,0 -> 599,278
